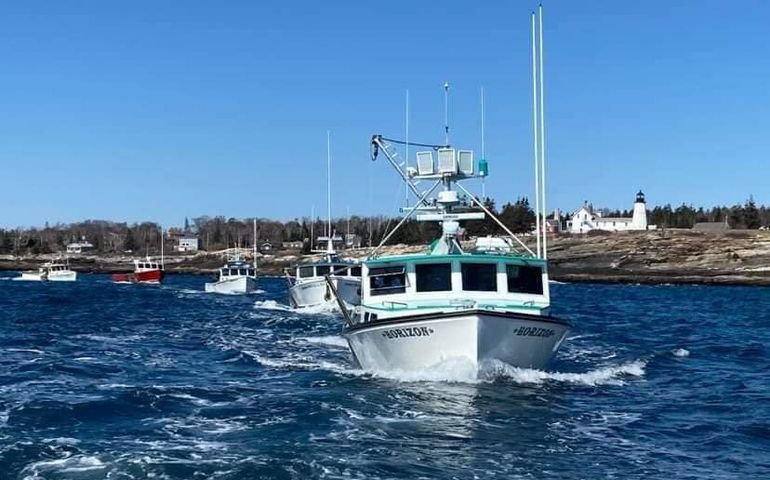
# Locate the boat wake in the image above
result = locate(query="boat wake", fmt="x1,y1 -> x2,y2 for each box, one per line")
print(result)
253,300 -> 339,316
245,347 -> 647,387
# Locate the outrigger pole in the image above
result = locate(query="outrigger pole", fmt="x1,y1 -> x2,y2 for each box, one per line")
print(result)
538,4 -> 548,260
531,11 -> 541,258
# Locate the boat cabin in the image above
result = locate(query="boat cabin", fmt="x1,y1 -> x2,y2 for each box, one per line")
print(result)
290,262 -> 361,281
220,265 -> 257,278
134,259 -> 162,272
360,253 -> 549,313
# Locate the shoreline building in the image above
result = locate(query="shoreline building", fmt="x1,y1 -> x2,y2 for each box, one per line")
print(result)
567,191 -> 656,234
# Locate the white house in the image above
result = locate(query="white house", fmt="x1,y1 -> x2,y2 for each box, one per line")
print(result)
567,191 -> 656,234
177,237 -> 199,252
66,241 -> 94,254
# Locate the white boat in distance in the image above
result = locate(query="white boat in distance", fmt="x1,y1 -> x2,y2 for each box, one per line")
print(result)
205,252 -> 258,294
19,257 -> 77,282
205,220 -> 259,294
285,242 -> 361,308
285,131 -> 361,309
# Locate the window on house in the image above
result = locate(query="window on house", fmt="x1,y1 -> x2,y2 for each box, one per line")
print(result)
369,265 -> 406,296
415,263 -> 452,292
461,263 -> 497,291
506,264 -> 543,294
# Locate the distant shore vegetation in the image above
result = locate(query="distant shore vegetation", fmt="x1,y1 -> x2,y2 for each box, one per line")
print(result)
1,197 -> 768,256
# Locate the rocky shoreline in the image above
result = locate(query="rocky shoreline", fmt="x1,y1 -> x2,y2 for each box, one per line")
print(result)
2,230 -> 769,286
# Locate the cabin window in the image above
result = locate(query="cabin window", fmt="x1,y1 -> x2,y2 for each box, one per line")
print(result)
461,263 -> 497,292
230,269 -> 239,276
350,266 -> 361,277
316,265 -> 331,276
299,266 -> 314,278
239,269 -> 247,276
415,263 -> 452,292
222,269 -> 229,276
369,265 -> 406,296
506,265 -> 544,295
248,269 -> 255,276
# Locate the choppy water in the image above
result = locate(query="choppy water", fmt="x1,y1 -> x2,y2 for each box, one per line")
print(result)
0,273 -> 768,479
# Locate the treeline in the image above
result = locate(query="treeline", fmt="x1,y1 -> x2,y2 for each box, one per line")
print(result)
605,197 -> 769,229
2,197 -> 767,256
0,198 -> 536,256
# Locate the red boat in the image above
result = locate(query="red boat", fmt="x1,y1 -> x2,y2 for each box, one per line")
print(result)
112,258 -> 165,284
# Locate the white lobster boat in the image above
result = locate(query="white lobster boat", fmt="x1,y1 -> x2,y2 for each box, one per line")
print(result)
335,8 -> 564,374
19,257 -> 77,282
205,253 -> 258,294
285,131 -> 361,309
334,132 -> 567,373
286,249 -> 361,308
205,220 -> 259,294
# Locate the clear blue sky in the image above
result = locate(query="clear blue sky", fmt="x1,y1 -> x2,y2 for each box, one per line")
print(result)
1,1 -> 768,228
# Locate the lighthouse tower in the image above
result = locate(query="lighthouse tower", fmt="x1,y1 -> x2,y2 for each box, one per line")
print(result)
631,190 -> 648,230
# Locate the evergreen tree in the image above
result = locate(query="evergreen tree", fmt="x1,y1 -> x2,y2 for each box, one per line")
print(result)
744,196 -> 761,229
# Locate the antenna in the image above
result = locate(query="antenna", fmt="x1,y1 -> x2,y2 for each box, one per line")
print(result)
160,226 -> 164,269
253,218 -> 257,269
405,89 -> 410,206
443,82 -> 450,145
326,130 -> 333,254
531,11 -> 542,258
480,86 -> 486,199
310,204 -> 315,250
538,4 -> 548,259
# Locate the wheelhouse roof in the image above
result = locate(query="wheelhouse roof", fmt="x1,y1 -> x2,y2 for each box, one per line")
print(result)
365,251 -> 545,267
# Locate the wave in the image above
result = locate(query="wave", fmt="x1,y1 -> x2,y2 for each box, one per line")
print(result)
297,336 -> 349,348
252,300 -> 293,311
672,348 -> 690,357
21,455 -> 105,477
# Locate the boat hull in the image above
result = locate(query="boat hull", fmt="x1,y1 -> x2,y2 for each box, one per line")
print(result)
112,269 -> 164,284
18,271 -> 77,281
205,276 -> 258,294
48,271 -> 77,282
344,310 -> 569,372
289,276 -> 360,308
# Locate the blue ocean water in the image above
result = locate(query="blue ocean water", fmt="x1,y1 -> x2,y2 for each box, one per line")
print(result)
0,273 -> 768,479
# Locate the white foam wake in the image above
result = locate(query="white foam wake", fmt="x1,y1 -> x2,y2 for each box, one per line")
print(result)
298,336 -> 349,348
253,299 -> 339,316
245,350 -> 647,387
483,359 -> 647,386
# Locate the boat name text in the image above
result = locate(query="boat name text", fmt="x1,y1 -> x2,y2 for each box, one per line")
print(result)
514,326 -> 555,338
381,327 -> 434,339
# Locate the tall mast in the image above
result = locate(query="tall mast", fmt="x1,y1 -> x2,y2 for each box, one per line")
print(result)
326,130 -> 333,254
480,86 -> 486,199
531,11 -> 542,258
538,4 -> 548,259
160,226 -> 164,268
443,82 -> 450,145
310,204 -> 315,250
252,218 -> 257,269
